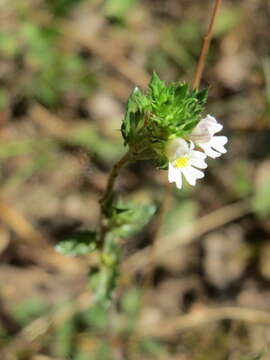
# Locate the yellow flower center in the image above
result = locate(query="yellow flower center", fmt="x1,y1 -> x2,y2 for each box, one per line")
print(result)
174,156 -> 189,168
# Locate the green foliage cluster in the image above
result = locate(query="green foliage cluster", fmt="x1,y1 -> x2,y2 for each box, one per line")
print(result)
121,72 -> 208,167
55,200 -> 155,304
55,72 -> 206,306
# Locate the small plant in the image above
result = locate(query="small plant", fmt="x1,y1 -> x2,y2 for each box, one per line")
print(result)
57,71 -> 227,304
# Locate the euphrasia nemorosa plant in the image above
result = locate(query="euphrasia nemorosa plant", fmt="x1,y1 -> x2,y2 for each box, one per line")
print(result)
57,72 -> 227,304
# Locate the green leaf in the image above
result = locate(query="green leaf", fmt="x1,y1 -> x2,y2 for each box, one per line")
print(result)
110,200 -> 156,239
121,87 -> 150,144
149,71 -> 166,99
55,231 -> 97,256
175,83 -> 188,99
196,87 -> 209,103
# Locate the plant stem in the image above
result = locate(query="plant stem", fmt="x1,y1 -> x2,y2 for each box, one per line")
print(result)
98,150 -> 132,244
192,0 -> 222,89
100,150 -> 131,210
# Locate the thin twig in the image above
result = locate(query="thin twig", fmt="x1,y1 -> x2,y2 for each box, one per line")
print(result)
192,0 -> 222,89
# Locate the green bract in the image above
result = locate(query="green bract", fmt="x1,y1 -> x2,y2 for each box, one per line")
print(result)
55,231 -> 97,256
121,72 -> 208,168
108,200 -> 156,239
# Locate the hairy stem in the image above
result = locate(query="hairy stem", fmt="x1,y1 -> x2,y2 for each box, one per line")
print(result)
98,150 -> 132,244
100,150 -> 131,210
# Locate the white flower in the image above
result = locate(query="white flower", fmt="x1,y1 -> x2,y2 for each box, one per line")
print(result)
189,115 -> 228,159
167,138 -> 207,189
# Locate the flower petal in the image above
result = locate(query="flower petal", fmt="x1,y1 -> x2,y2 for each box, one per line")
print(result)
200,143 -> 221,158
211,123 -> 223,134
190,157 -> 207,169
210,136 -> 228,153
168,163 -> 178,183
168,163 -> 183,189
189,123 -> 211,143
167,138 -> 189,160
187,166 -> 205,179
191,150 -> 207,160
175,172 -> 182,189
204,115 -> 223,134
190,115 -> 223,144
181,167 -> 197,186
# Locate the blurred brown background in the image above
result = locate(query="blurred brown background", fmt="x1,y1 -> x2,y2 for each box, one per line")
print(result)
0,0 -> 270,359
